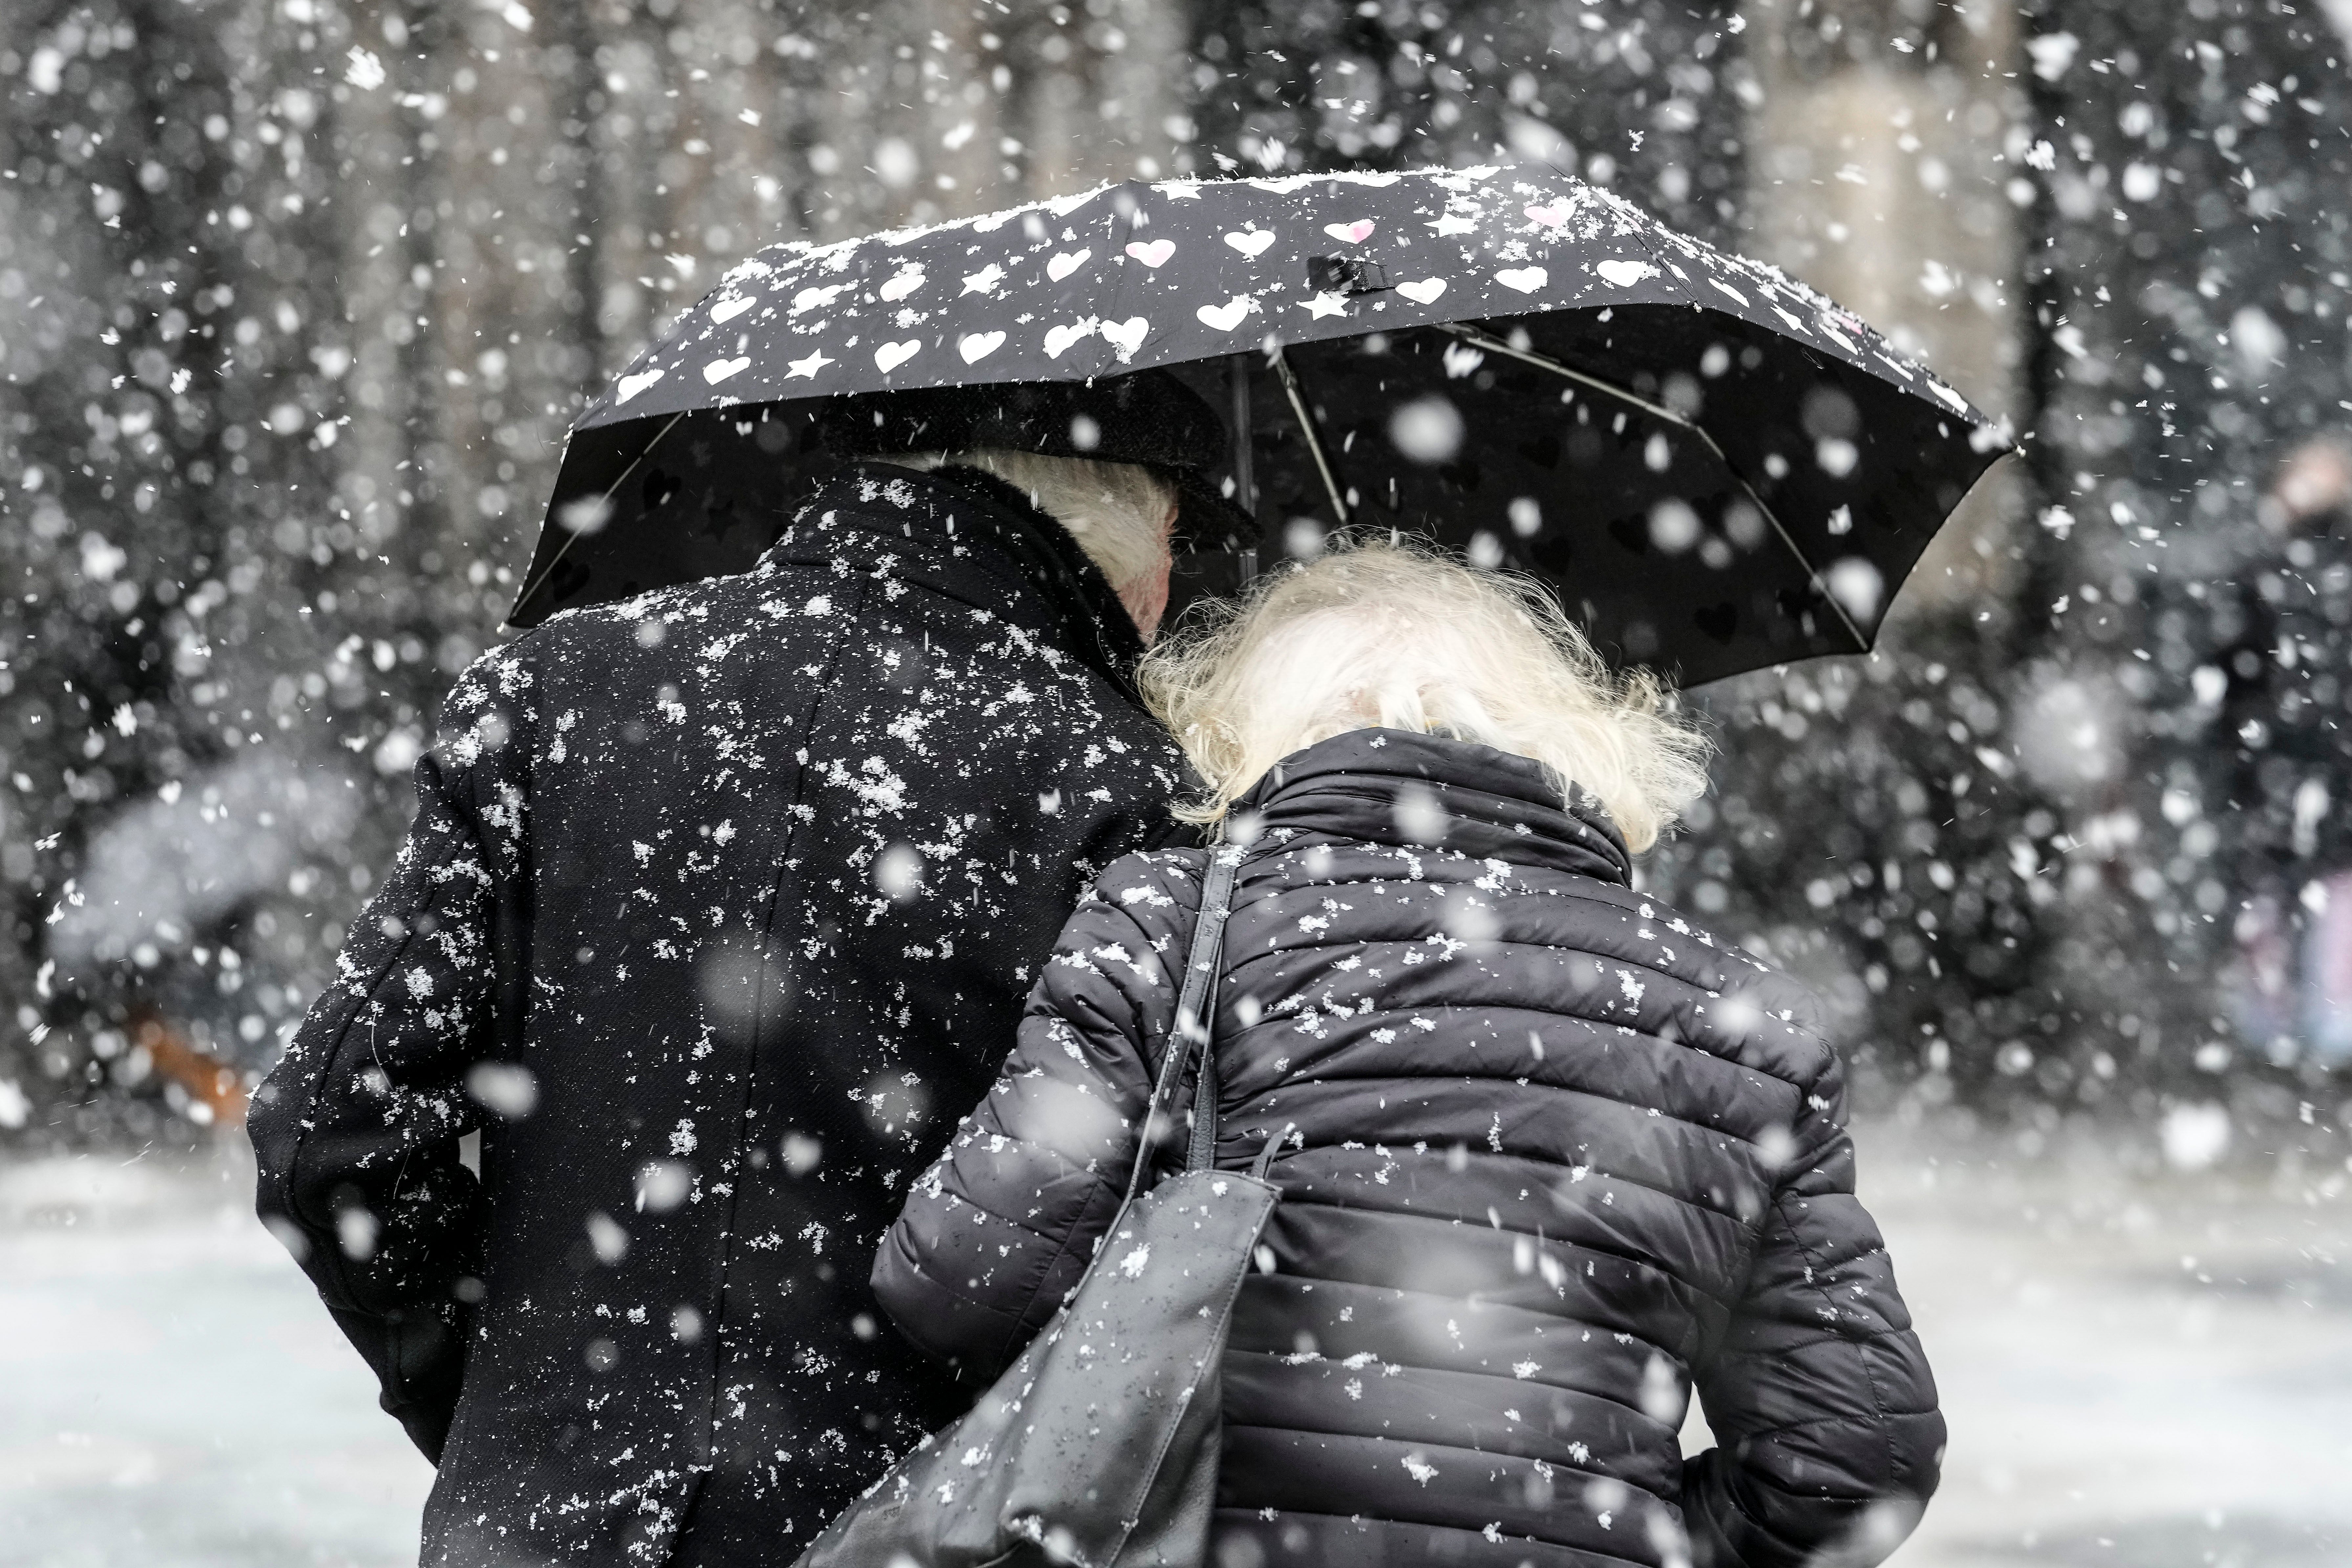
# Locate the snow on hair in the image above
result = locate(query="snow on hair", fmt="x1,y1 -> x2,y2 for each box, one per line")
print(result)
885,448 -> 1175,593
1137,535 -> 1713,852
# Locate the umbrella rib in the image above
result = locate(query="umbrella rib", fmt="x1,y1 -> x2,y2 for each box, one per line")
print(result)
1437,324 -> 1870,654
508,410 -> 688,626
1270,346 -> 1351,527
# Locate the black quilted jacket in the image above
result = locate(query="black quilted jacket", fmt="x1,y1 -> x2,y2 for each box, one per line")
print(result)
249,462 -> 1187,1566
874,728 -> 1942,1568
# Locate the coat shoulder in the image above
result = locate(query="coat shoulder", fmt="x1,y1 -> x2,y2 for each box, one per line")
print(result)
1081,847 -> 1209,925
1601,881 -> 1839,1090
508,557 -> 821,667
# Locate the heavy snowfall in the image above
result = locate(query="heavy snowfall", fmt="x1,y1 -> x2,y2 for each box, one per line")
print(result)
2,1 -> 2349,1564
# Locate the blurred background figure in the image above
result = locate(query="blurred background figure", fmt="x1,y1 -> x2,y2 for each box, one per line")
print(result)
41,750 -> 361,1128
2220,436 -> 2352,1067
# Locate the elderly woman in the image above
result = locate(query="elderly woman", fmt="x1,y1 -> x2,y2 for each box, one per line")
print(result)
872,539 -> 1942,1568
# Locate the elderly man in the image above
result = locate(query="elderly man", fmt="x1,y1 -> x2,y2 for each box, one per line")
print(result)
250,371 -> 1240,1565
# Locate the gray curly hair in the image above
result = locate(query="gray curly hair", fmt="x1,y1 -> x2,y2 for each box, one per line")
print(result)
1137,535 -> 1712,851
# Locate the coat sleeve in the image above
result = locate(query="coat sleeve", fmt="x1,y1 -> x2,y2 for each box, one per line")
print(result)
871,853 -> 1193,1381
1681,1046 -> 1944,1568
247,651 -> 533,1463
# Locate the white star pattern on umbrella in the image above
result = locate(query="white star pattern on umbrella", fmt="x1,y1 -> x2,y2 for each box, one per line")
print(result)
785,350 -> 835,379
1297,292 -> 1350,320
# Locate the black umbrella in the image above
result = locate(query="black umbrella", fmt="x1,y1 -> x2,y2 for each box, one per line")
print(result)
509,164 -> 2011,685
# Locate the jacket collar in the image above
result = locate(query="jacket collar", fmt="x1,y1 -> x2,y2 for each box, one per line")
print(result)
1231,728 -> 1632,885
766,461 -> 1148,703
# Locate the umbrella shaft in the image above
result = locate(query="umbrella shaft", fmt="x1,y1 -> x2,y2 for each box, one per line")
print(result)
1229,353 -> 1259,586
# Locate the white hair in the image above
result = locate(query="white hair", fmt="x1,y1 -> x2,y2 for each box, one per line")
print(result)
1136,535 -> 1712,852
883,448 -> 1176,595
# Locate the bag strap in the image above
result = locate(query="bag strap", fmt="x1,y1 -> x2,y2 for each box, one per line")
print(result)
1184,1031 -> 1222,1172
1117,846 -> 1242,1209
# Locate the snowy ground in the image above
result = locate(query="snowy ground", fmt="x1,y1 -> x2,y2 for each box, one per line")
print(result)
1,1125 -> 2345,1567
1864,1122 -> 2352,1568
0,1152 -> 431,1568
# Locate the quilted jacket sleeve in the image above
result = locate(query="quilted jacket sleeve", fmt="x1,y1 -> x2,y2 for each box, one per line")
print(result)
247,652 -> 533,1463
871,852 -> 1194,1382
1681,1045 -> 1944,1568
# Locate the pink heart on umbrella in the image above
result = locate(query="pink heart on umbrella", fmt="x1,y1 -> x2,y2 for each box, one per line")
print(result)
1525,202 -> 1573,228
1124,239 -> 1175,268
1322,220 -> 1376,244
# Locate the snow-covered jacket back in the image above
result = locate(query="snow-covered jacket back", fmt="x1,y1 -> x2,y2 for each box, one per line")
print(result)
874,728 -> 1942,1568
248,462 -> 1187,1566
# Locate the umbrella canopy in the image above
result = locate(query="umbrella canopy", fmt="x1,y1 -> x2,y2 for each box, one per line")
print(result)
510,164 -> 2011,685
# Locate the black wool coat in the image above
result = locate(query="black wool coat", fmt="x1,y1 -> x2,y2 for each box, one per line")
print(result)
875,729 -> 1943,1568
249,461 -> 1188,1566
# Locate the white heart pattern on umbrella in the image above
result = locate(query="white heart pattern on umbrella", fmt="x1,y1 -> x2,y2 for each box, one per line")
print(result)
1196,296 -> 1254,332
1043,319 -> 1097,358
543,164 -> 2006,690
1100,316 -> 1149,360
1596,259 -> 1659,288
